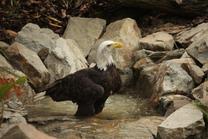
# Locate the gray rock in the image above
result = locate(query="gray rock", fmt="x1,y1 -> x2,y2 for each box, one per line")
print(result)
155,62 -> 194,96
157,103 -> 205,139
138,32 -> 174,51
44,38 -> 88,83
5,42 -> 50,89
16,23 -> 59,53
88,18 -> 141,85
192,81 -> 208,107
182,63 -> 205,84
159,95 -> 191,116
176,23 -> 208,47
63,17 -> 106,57
15,23 -> 88,84
186,34 -> 208,65
1,123 -> 57,139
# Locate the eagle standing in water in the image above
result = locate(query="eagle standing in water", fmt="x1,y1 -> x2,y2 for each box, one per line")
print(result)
44,40 -> 123,116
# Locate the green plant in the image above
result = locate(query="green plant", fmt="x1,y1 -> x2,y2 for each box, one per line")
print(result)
0,75 -> 27,126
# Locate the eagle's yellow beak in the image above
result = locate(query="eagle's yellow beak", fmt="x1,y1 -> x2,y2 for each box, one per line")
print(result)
112,42 -> 123,48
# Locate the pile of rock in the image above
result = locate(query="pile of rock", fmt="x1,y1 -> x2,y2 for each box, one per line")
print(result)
133,22 -> 208,139
0,16 -> 208,138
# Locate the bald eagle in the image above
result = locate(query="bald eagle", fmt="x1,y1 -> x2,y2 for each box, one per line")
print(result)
43,40 -> 123,116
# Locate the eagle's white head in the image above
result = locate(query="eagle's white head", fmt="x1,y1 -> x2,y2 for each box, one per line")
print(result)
96,40 -> 123,71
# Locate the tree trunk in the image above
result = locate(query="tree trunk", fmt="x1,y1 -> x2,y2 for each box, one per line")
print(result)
114,0 -> 208,15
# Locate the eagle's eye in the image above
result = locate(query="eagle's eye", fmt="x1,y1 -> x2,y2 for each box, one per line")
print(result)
107,44 -> 111,47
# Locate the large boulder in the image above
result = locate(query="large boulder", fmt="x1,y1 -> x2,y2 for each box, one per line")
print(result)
16,23 -> 59,53
157,103 -> 205,139
88,18 -> 141,70
44,38 -> 88,83
88,18 -> 141,85
138,32 -> 174,51
186,34 -> 208,65
1,123 -> 56,139
63,17 -> 106,57
5,42 -> 50,89
155,62 -> 194,96
15,23 -> 88,84
176,23 -> 208,47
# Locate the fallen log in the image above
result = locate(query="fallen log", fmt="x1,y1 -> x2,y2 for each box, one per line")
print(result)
114,0 -> 208,16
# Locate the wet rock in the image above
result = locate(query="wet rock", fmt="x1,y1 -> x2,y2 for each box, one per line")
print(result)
1,123 -> 57,139
157,103 -> 205,139
182,63 -> 205,84
158,95 -> 192,116
26,97 -> 74,123
136,64 -> 159,98
138,32 -> 174,51
133,116 -> 165,136
192,81 -> 208,107
111,116 -> 164,139
16,23 -> 59,53
63,17 -> 106,57
88,18 -> 141,85
5,42 -> 50,89
155,63 -> 194,96
133,57 -> 154,84
176,23 -> 208,47
44,38 -> 87,83
186,34 -> 208,65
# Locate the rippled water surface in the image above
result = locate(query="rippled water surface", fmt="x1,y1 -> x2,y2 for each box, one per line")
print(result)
26,94 -> 160,139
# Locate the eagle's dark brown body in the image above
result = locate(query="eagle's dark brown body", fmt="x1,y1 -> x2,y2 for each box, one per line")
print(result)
45,65 -> 121,116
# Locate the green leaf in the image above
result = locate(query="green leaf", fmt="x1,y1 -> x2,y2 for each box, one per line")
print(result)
15,76 -> 27,85
0,83 -> 14,99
